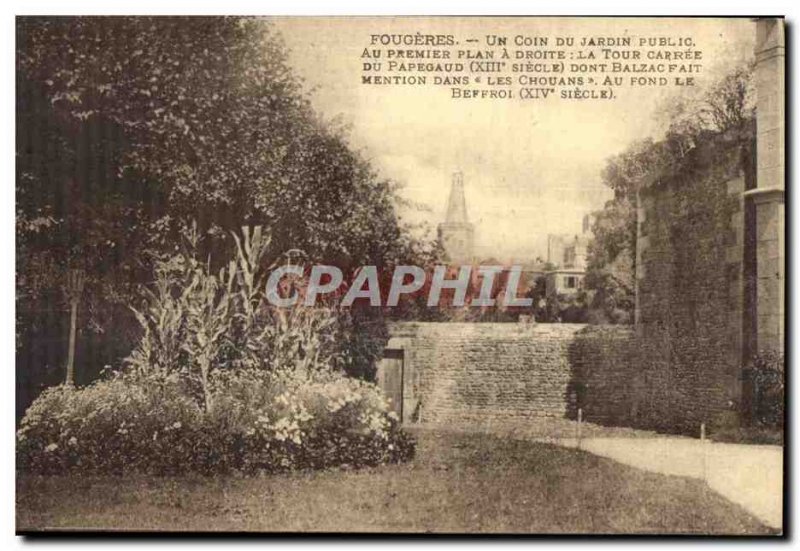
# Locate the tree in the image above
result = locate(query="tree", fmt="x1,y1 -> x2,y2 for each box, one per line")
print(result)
17,17 -> 418,268
17,72 -> 163,400
659,62 -> 755,140
525,274 -> 549,322
16,17 -> 429,409
584,195 -> 636,323
584,64 -> 755,325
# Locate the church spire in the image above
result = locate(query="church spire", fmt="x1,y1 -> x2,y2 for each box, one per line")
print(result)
445,171 -> 469,224
438,171 -> 475,264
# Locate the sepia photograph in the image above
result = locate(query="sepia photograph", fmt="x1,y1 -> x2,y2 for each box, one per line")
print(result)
13,14 -> 785,535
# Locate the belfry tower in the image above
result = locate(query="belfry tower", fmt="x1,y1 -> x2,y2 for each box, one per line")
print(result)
437,172 -> 475,264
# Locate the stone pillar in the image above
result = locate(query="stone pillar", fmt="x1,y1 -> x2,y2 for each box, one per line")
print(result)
745,18 -> 785,354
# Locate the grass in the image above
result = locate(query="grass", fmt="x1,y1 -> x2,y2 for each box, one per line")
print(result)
710,425 -> 784,446
17,428 -> 774,534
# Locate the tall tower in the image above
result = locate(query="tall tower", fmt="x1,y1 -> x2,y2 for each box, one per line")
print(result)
746,18 -> 785,354
437,172 -> 475,264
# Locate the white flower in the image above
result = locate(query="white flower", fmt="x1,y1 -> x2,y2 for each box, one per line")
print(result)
68,436 -> 78,446
45,443 -> 58,452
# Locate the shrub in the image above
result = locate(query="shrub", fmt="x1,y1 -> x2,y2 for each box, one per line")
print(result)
744,350 -> 784,428
17,368 -> 414,475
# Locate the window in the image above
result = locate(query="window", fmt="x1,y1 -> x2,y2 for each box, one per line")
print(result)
565,276 -> 577,289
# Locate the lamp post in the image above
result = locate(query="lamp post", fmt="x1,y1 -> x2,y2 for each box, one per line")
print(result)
65,268 -> 85,386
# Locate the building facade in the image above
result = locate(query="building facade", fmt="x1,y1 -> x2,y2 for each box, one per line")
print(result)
545,223 -> 591,297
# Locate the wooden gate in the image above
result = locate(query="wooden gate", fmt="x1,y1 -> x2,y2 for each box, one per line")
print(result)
377,349 -> 404,421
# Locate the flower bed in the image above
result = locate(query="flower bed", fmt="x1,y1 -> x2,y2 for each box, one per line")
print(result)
17,369 -> 414,475
17,227 -> 416,475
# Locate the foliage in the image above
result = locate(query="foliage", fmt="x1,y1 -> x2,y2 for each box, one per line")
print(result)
330,308 -> 388,380
585,211 -> 635,325
16,368 -> 415,475
743,350 -> 784,428
585,64 -> 755,324
16,75 -> 157,400
659,62 -> 755,141
17,16 -> 424,274
526,275 -> 548,321
17,17 -> 430,410
126,225 -> 345,410
521,275 -> 590,323
17,225 -> 416,475
535,292 -> 589,323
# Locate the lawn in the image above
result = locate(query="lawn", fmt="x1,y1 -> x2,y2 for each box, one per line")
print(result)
17,428 -> 773,534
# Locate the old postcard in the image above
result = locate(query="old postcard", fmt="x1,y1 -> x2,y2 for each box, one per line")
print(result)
15,16 -> 784,535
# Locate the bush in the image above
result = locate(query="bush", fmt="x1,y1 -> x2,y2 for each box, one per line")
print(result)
744,350 -> 784,428
17,368 -> 414,475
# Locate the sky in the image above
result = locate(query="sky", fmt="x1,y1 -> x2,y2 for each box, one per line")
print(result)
271,17 -> 755,261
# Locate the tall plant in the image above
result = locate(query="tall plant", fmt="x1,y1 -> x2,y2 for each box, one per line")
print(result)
127,225 -> 341,411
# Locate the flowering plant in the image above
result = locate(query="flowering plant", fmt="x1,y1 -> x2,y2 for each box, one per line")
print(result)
17,362 -> 414,475
17,226 -> 415,475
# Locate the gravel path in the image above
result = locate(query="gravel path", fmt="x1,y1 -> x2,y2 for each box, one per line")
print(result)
412,419 -> 783,531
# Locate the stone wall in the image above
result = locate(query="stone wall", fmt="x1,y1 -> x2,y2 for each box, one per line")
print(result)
378,139 -> 760,435
383,322 -> 636,426
634,135 -> 754,432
